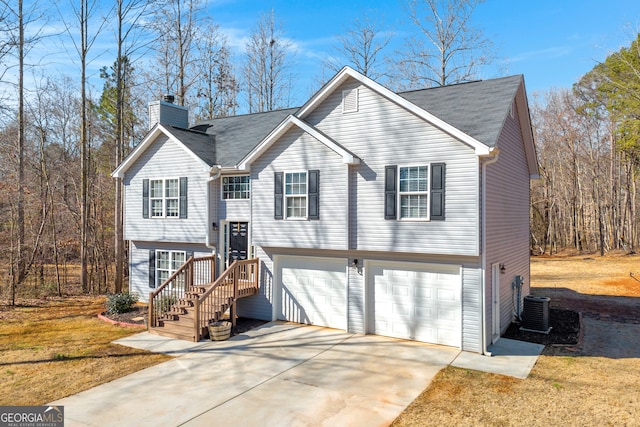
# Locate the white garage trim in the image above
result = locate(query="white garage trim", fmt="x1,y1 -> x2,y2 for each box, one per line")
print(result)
365,260 -> 462,348
274,255 -> 348,330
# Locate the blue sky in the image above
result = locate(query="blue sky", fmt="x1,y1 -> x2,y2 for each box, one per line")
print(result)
204,0 -> 640,104
13,0 -> 640,110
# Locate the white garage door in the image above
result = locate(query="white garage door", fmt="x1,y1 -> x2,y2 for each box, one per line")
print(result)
368,261 -> 461,347
277,256 -> 347,329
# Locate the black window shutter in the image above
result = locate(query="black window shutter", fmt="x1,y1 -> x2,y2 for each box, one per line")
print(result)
384,165 -> 397,220
179,177 -> 188,218
430,163 -> 446,220
142,179 -> 149,218
308,170 -> 320,220
148,250 -> 156,288
274,172 -> 284,219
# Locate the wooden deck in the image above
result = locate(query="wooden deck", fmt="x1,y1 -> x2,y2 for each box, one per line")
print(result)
148,258 -> 259,341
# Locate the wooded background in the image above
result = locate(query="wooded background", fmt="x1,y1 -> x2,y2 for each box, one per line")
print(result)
0,0 -> 638,301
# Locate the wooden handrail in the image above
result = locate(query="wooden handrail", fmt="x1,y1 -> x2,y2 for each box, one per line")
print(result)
193,258 -> 259,341
148,255 -> 216,329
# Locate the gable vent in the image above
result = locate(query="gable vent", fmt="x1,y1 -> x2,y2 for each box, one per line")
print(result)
342,88 -> 359,113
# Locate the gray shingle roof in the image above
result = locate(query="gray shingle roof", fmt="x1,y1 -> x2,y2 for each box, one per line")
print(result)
399,75 -> 523,147
193,108 -> 298,167
163,126 -> 216,166
177,75 -> 522,167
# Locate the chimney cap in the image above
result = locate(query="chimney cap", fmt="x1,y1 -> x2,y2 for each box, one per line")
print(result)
163,94 -> 175,104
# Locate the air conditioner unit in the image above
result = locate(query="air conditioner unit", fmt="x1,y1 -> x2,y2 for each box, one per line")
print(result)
521,295 -> 551,334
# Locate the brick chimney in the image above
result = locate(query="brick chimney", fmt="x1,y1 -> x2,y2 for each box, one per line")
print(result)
148,95 -> 189,130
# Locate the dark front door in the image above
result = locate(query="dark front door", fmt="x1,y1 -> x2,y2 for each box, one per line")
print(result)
229,222 -> 248,264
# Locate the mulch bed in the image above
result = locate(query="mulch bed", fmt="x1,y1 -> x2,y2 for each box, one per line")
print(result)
502,308 -> 580,346
100,305 -> 267,337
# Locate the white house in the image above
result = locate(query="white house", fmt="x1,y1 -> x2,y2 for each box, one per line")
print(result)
112,67 -> 538,354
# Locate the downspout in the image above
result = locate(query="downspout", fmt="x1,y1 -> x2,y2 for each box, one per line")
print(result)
205,165 -> 222,250
480,148 -> 500,355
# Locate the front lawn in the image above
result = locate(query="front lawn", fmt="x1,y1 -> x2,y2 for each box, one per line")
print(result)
0,296 -> 170,405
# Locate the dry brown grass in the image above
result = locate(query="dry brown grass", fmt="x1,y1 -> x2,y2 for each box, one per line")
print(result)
392,254 -> 640,426
530,252 -> 640,297
0,296 -> 170,405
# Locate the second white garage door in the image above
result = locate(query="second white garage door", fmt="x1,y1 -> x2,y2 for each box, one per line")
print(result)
368,261 -> 461,347
277,256 -> 347,330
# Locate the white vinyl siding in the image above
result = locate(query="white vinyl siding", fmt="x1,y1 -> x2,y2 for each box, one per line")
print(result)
461,266 -> 482,352
123,135 -> 208,243
129,241 -> 211,303
236,246 -> 274,321
251,127 -> 348,250
305,78 -> 479,256
484,99 -> 532,338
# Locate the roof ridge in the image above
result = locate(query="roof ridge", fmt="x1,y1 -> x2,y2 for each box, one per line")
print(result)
195,107 -> 300,126
166,125 -> 210,136
398,74 -> 523,95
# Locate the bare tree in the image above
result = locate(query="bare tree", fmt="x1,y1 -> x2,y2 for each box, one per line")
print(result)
0,0 -> 49,303
0,2 -> 14,112
111,0 -> 150,293
62,0 -> 107,292
148,0 -> 202,106
193,23 -> 238,120
324,12 -> 392,82
243,9 -> 295,113
397,0 -> 492,88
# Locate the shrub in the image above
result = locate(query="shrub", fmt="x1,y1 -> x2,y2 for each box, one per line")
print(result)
105,292 -> 139,315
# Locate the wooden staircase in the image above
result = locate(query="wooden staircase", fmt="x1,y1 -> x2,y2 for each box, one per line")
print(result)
148,257 -> 259,342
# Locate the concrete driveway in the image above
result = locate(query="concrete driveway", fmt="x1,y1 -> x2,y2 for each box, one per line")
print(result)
51,322 -> 460,426
51,321 -> 543,426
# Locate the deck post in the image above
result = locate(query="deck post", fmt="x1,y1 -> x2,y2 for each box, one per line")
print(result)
188,257 -> 194,291
148,292 -> 155,329
232,264 -> 238,326
194,298 -> 200,341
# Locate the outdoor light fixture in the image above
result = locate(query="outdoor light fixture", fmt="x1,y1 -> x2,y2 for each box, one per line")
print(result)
212,222 -> 218,231
352,259 -> 358,267
499,263 -> 506,274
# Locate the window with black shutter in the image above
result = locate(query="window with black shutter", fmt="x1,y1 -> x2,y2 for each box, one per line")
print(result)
384,163 -> 445,221
274,170 -> 320,220
142,177 -> 188,218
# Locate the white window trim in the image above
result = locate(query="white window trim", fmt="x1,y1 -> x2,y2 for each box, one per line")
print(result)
149,177 -> 181,218
221,175 -> 251,200
155,250 -> 186,288
284,170 -> 308,220
398,164 -> 430,221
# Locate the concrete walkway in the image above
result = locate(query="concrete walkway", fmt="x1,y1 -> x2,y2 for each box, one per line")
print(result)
50,322 -> 543,427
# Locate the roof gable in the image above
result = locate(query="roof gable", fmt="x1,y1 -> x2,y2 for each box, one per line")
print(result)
111,124 -> 214,178
296,66 -> 492,156
238,115 -> 360,170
